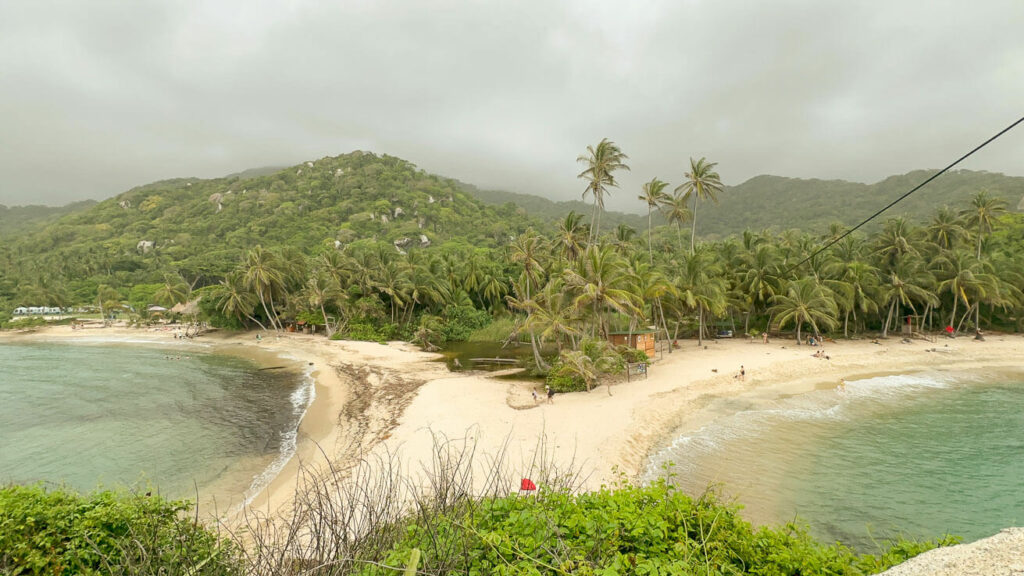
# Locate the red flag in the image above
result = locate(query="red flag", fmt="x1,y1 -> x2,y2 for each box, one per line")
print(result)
520,478 -> 537,491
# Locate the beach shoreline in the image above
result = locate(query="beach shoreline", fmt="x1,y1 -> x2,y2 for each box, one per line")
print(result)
3,325 -> 1023,529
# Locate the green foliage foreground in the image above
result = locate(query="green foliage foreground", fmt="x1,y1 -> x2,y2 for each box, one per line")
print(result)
0,485 -> 238,576
362,480 -> 952,576
1,481 -> 954,575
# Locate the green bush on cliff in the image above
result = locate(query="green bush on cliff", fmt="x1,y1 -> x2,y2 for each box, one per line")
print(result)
0,484 -> 239,576
356,480 -> 956,576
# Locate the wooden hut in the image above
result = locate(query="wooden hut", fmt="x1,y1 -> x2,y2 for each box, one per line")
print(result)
607,330 -> 656,359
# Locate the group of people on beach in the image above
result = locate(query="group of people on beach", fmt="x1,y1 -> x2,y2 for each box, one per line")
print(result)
532,385 -> 556,405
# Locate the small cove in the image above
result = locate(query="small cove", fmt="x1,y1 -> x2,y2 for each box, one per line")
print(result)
648,368 -> 1024,550
0,340 -> 310,512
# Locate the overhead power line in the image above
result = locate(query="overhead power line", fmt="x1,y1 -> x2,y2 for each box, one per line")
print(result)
784,114 -> 1024,276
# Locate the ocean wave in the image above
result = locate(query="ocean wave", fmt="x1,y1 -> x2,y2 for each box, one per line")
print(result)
645,371 -> 960,482
240,358 -> 317,508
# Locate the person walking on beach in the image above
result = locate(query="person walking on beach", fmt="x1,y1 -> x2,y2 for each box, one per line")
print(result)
545,385 -> 554,404
762,332 -> 769,344
738,365 -> 745,381
531,389 -> 539,404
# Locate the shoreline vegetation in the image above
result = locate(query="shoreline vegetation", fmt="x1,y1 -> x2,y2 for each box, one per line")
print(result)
3,328 -> 1022,528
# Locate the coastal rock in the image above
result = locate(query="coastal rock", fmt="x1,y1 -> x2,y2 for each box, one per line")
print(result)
879,528 -> 1024,576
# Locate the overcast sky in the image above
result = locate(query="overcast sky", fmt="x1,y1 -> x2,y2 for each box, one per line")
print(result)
2,1 -> 1023,211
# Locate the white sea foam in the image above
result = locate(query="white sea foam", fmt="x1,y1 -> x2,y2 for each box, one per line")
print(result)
240,357 -> 316,508
645,371 -> 957,482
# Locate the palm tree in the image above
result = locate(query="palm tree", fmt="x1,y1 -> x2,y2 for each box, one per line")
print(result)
926,206 -> 969,251
962,190 -> 1007,258
675,157 -> 724,254
523,278 -> 580,352
558,350 -> 597,392
672,248 -> 727,346
879,258 -> 937,337
510,229 -> 549,368
376,260 -> 412,323
577,138 -> 630,244
153,274 -> 190,308
936,249 -> 990,333
769,278 -> 838,344
613,223 -> 637,255
825,260 -> 880,337
244,246 -> 288,330
563,244 -> 641,340
556,211 -> 588,263
304,271 -> 343,337
215,270 -> 266,330
739,244 -> 782,333
638,178 -> 670,263
874,217 -> 921,270
95,284 -> 122,325
661,192 -> 692,252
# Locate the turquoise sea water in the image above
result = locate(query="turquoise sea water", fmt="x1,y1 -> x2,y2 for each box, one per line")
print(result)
0,341 -> 310,510
649,370 -> 1024,550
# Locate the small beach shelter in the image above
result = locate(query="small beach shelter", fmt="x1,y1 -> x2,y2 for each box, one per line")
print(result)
607,330 -> 657,359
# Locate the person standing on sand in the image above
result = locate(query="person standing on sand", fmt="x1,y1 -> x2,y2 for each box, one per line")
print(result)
545,385 -> 554,404
740,365 -> 745,381
532,390 -> 539,404
762,332 -> 769,344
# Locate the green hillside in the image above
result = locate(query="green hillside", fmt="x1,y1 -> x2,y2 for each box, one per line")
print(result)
0,152 -> 535,305
463,169 -> 1024,239
0,200 -> 97,237
461,182 -> 651,230
690,169 -> 1024,238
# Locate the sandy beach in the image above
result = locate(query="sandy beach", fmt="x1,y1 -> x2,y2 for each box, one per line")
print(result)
4,325 -> 1024,523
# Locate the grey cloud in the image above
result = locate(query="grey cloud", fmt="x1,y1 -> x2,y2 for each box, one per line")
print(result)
1,0 -> 1022,212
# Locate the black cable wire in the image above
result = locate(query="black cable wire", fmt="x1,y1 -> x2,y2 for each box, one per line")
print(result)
783,115 -> 1024,276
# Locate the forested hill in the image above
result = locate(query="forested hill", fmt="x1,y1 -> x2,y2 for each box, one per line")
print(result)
0,152 -> 535,300
462,169 -> 1024,238
0,200 -> 97,237
695,169 -> 1024,238
461,182 -> 650,231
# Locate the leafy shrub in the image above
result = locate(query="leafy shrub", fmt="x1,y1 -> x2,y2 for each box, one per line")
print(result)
545,361 -> 586,392
353,479 -> 954,576
439,305 -> 491,342
466,316 -> 516,342
582,337 -> 625,375
412,314 -> 444,350
335,319 -> 395,343
615,345 -> 649,364
0,485 -> 239,576
1,316 -> 49,329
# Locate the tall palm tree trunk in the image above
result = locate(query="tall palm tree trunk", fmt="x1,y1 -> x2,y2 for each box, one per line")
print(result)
657,298 -> 672,354
949,295 -> 958,333
647,207 -> 654,264
320,304 -> 333,338
690,197 -> 700,255
697,306 -> 704,346
258,290 -> 278,331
